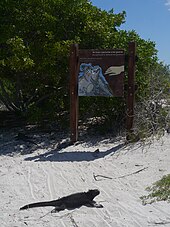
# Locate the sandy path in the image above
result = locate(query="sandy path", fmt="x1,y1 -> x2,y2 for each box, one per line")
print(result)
0,133 -> 170,227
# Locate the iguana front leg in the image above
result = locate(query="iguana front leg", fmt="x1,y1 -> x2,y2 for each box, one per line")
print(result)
85,201 -> 103,208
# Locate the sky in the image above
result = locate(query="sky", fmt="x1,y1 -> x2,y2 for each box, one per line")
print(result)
90,0 -> 170,65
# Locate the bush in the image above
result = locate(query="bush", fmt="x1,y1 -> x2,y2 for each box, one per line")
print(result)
133,63 -> 170,140
141,174 -> 170,205
0,0 -> 169,135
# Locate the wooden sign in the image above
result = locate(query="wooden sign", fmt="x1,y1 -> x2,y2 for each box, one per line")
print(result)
69,42 -> 136,143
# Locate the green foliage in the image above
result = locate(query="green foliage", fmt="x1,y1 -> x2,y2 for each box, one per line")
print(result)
133,63 -> 170,139
0,0 -> 169,130
141,174 -> 170,205
2,36 -> 34,71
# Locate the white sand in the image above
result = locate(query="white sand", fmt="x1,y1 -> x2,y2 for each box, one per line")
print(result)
0,131 -> 170,227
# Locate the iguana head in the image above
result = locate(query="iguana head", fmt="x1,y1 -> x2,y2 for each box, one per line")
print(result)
86,189 -> 100,200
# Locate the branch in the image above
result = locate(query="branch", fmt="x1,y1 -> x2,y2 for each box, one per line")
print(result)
117,167 -> 148,179
0,93 -> 13,111
93,173 -> 113,181
0,79 -> 20,112
93,167 -> 148,181
34,94 -> 51,106
25,88 -> 39,107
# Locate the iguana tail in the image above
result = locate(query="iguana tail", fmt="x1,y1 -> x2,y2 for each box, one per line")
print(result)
20,200 -> 58,210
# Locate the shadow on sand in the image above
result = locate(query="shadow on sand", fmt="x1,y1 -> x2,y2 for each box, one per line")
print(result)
24,143 -> 125,162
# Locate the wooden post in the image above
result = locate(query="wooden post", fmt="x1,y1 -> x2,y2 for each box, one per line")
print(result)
126,42 -> 136,138
69,44 -> 79,143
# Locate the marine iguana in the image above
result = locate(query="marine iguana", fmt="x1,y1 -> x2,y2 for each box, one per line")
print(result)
20,189 -> 103,212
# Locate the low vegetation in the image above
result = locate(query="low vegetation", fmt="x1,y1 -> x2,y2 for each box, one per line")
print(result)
141,174 -> 170,205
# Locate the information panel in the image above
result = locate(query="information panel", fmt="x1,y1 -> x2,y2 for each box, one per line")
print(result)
78,49 -> 125,97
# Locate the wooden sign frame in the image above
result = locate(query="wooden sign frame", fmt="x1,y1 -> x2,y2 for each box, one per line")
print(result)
69,42 -> 136,143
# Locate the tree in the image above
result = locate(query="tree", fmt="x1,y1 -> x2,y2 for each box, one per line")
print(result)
0,0 -> 168,130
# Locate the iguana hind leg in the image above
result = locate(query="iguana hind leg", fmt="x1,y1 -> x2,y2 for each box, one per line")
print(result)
51,204 -> 66,213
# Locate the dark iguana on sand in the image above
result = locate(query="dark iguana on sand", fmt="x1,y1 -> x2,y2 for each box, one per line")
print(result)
20,189 -> 103,212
